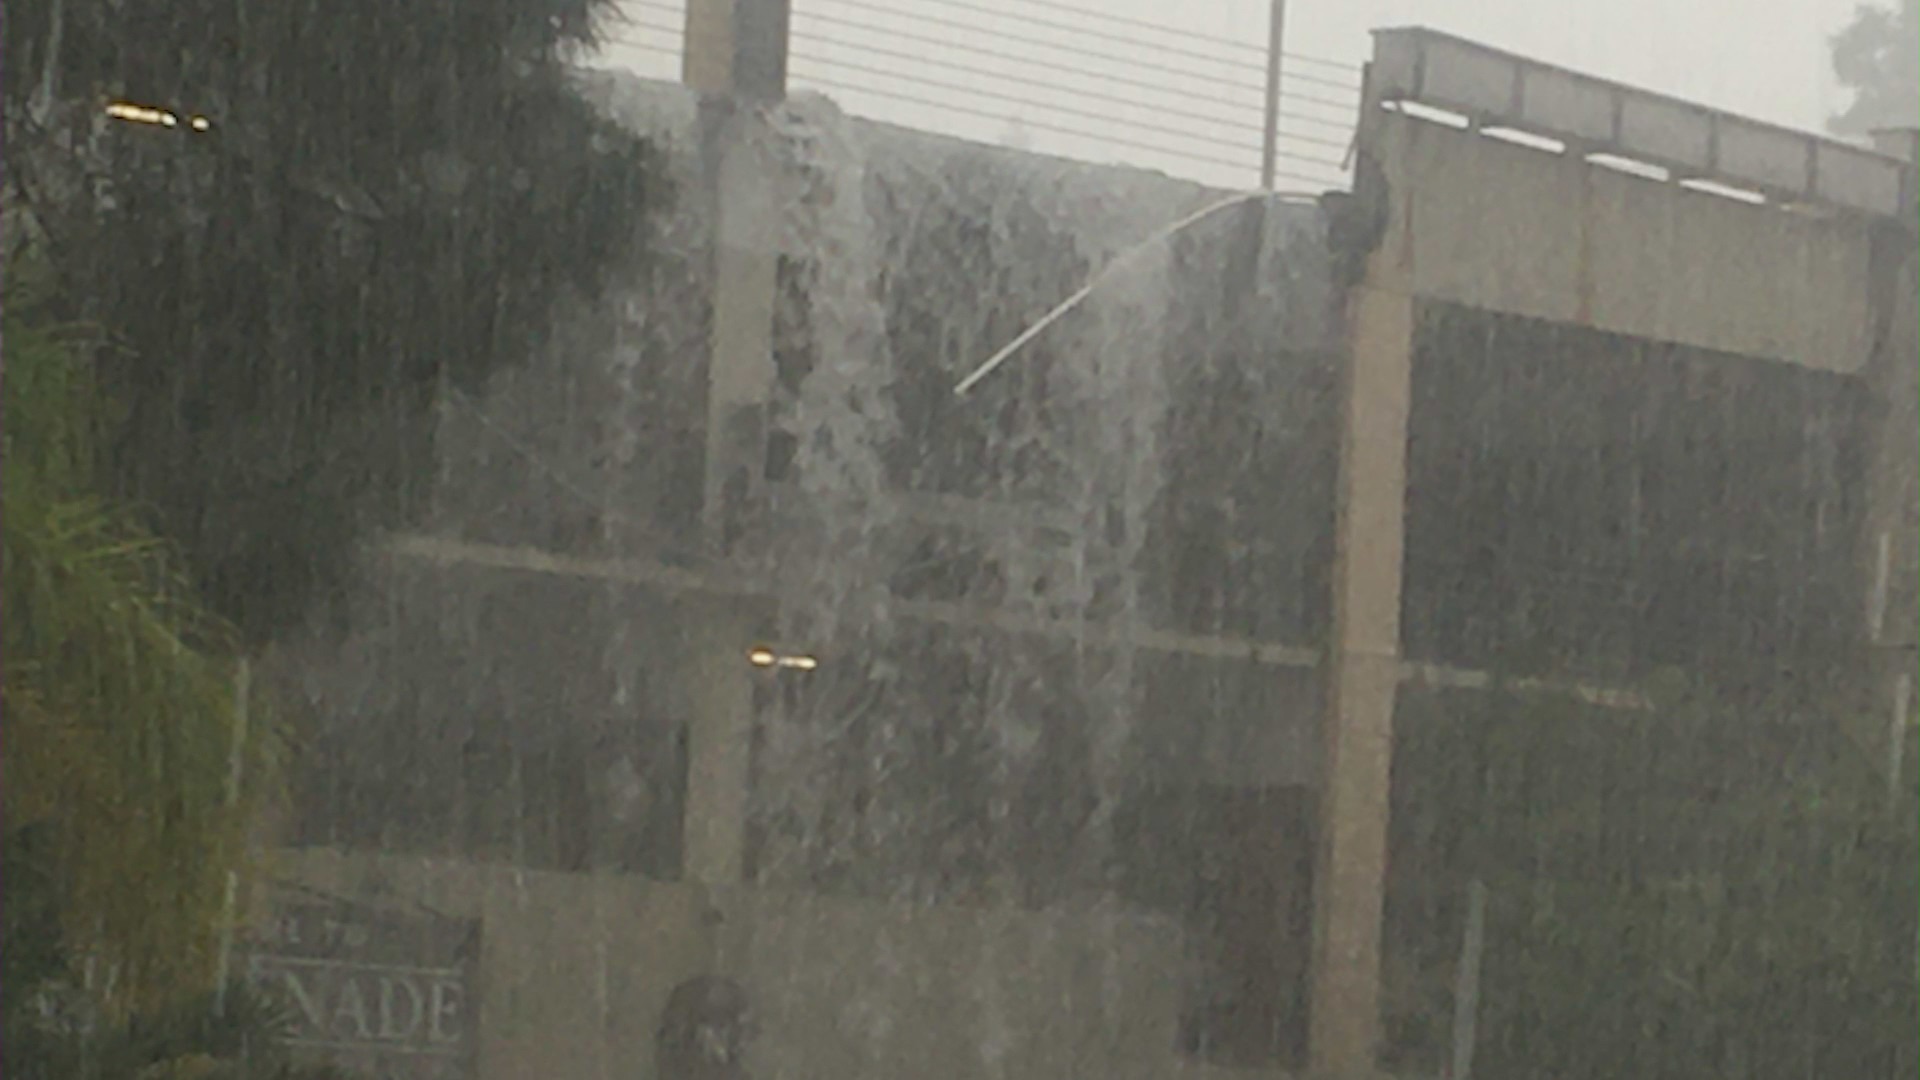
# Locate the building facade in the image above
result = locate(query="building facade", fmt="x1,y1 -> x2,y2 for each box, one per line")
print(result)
253,16 -> 1918,1080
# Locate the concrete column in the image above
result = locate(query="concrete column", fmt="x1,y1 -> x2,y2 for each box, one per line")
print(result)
1871,128 -> 1918,213
681,147 -> 776,884
683,0 -> 791,100
699,109 -> 781,559
1308,282 -> 1414,1078
681,600 -> 762,886
678,0 -> 789,889
1860,140 -> 1917,812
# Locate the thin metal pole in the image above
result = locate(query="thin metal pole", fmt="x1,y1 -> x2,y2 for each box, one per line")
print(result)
1889,672 -> 1911,813
1448,879 -> 1488,1080
1260,0 -> 1288,189
212,659 -> 251,1017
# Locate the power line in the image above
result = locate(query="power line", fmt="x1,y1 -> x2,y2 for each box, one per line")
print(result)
793,29 -> 1269,134
824,0 -> 1266,75
787,38 -> 1354,147
612,37 -> 682,58
1267,87 -> 1359,113
604,5 -> 1356,183
788,71 -> 1345,186
809,0 -> 1364,95
1278,66 -> 1361,94
607,32 -> 1351,176
625,1 -> 1363,100
790,51 -> 1265,156
791,8 -> 1264,112
804,0 -> 1271,94
994,0 -> 1362,72
978,0 -> 1257,58
610,26 -> 1357,134
787,23 -> 1358,128
614,0 -> 1362,75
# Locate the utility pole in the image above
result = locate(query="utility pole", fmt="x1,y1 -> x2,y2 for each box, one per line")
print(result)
1260,0 -> 1288,189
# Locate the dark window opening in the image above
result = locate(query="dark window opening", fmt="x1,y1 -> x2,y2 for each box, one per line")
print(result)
1115,783 -> 1316,1072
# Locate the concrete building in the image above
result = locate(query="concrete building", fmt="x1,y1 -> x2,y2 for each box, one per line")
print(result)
251,9 -> 1916,1080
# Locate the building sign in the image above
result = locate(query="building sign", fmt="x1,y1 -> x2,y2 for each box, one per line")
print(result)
246,887 -> 480,1080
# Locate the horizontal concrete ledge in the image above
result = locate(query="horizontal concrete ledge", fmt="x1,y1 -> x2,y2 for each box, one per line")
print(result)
1370,26 -> 1912,218
381,533 -> 1644,708
380,533 -> 1318,667
1399,660 -> 1651,710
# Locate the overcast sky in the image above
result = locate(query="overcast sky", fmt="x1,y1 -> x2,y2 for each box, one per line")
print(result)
596,0 -> 1876,188
1194,0 -> 1860,125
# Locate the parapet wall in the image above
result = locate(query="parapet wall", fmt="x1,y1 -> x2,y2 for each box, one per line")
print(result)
1362,27 -> 1898,375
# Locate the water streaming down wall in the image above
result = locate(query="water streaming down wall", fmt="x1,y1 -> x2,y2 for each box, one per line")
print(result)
250,62 -> 1896,1080
268,69 -> 1341,1079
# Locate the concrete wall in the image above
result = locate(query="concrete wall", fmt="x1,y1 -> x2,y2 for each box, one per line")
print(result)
1306,53 -> 1911,1073
265,847 -> 1187,1080
722,890 -> 1184,1080
263,69 -> 1338,1080
1365,109 -> 1880,374
263,848 -> 714,1080
261,47 -> 1910,1080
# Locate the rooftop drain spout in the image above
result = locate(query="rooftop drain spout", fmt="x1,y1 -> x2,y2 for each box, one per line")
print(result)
952,190 -> 1298,397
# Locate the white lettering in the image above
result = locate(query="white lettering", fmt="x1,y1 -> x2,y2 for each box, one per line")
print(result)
280,970 -> 326,1033
377,976 -> 425,1041
428,978 -> 464,1044
332,978 -> 374,1040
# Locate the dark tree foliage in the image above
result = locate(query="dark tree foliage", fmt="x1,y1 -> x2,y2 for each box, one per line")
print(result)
1830,0 -> 1919,134
5,0 -> 660,640
1,827 -> 70,1066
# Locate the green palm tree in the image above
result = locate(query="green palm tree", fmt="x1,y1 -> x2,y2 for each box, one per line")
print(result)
2,241 -> 281,1022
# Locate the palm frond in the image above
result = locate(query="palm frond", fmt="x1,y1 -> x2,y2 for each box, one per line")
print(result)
4,243 -> 282,1016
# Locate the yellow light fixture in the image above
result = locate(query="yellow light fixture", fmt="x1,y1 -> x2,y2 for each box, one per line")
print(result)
746,646 -> 818,672
105,101 -> 214,133
106,101 -> 174,126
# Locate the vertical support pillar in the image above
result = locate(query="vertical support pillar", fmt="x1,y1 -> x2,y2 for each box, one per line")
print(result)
1861,132 -> 1916,814
700,118 -> 780,558
1309,281 -> 1413,1077
686,0 -> 790,557
678,0 -> 790,890
681,601 -> 761,886
683,0 -> 792,101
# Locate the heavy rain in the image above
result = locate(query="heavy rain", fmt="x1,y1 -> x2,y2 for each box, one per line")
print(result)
3,1 -> 1916,1079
